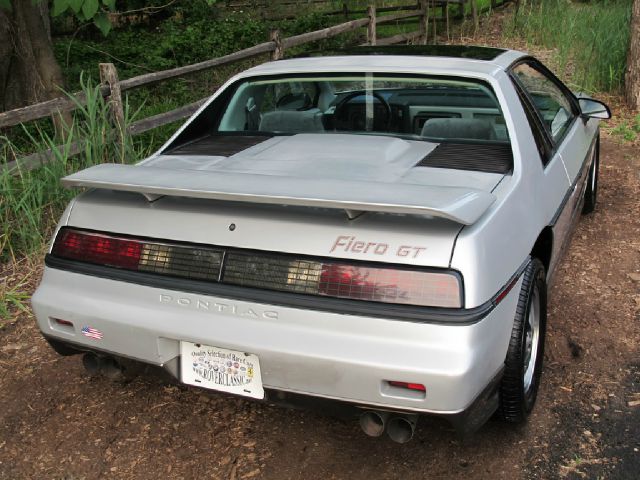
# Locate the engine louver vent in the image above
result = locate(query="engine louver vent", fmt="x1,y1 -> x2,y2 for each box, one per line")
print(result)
416,142 -> 513,174
165,135 -> 272,157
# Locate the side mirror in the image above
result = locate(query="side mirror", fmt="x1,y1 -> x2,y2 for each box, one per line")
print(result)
578,98 -> 611,120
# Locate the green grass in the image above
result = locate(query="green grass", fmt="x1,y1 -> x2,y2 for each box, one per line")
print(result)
504,0 -> 633,93
0,281 -> 30,322
612,113 -> 640,142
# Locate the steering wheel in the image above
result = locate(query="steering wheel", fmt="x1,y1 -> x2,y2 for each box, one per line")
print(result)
333,90 -> 392,131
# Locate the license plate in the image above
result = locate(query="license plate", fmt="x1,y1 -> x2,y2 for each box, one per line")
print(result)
180,342 -> 264,399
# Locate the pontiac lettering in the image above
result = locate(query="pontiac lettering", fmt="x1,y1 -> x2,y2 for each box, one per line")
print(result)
159,294 -> 278,319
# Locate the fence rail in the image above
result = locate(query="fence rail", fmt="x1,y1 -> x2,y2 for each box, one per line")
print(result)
1,0 -> 507,175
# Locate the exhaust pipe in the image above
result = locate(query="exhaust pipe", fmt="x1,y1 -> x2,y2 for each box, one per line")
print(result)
82,353 -> 101,375
386,414 -> 418,444
82,353 -> 125,381
101,356 -> 125,381
359,410 -> 389,437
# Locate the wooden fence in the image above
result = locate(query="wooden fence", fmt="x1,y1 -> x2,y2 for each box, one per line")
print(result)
0,0 -> 505,175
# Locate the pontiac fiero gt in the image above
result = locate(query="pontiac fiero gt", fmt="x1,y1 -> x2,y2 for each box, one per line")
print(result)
32,45 -> 611,442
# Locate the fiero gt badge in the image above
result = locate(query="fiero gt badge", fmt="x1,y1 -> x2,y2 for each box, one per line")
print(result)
330,235 -> 427,258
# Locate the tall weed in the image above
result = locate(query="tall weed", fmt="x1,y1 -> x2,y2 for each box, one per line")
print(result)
504,0 -> 632,93
0,77 -> 146,263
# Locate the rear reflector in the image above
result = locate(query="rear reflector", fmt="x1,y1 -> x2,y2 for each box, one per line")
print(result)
53,318 -> 74,327
387,381 -> 426,392
51,228 -> 462,308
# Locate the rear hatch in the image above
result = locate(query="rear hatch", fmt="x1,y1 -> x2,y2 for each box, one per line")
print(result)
63,134 -> 506,269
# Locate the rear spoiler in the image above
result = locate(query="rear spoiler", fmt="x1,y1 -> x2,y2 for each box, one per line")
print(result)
61,164 -> 495,225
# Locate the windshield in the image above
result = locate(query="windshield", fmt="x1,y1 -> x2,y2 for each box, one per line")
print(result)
211,73 -> 508,142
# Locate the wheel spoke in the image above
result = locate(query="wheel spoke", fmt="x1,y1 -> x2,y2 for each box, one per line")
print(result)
523,287 -> 540,392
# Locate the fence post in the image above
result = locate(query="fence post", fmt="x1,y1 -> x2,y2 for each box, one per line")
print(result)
432,0 -> 437,43
419,0 -> 429,45
367,5 -> 376,45
270,29 -> 284,60
471,0 -> 479,34
99,63 -> 125,143
445,2 -> 450,41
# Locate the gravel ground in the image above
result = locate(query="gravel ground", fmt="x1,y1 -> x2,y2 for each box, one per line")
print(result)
0,138 -> 638,480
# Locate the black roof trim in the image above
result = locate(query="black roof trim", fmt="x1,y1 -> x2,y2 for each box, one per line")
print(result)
297,45 -> 507,61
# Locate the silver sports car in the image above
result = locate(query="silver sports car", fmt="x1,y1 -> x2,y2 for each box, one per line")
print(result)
32,45 -> 611,442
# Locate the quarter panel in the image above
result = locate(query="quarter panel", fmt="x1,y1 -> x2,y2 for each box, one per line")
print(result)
451,71 -> 571,307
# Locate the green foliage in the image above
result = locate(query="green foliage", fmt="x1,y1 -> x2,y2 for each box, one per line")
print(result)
0,281 -> 30,322
0,77 -> 147,263
52,0 -> 116,36
52,5 -> 342,149
505,0 -> 633,93
612,114 -> 640,142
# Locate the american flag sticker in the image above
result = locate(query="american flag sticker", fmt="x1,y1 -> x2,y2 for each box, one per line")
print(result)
81,326 -> 104,340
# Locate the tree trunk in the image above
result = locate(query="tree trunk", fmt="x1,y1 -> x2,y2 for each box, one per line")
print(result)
0,0 -> 71,134
626,0 -> 640,110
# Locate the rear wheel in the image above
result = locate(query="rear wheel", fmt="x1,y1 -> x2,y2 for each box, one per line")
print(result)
498,258 -> 547,423
582,135 -> 600,214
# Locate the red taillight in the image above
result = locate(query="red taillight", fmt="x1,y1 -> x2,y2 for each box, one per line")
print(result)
318,263 -> 461,308
52,229 -> 142,270
387,381 -> 426,392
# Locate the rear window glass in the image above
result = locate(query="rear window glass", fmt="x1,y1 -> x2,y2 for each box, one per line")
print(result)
174,74 -> 509,145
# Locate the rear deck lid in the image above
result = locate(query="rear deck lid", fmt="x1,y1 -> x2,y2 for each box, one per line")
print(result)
63,134 -> 505,226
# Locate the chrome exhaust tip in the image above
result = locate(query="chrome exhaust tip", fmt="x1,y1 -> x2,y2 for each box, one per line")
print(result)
359,410 -> 389,437
386,415 -> 418,444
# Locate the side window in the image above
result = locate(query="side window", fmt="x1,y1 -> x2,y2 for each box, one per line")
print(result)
512,62 -> 576,143
512,81 -> 551,163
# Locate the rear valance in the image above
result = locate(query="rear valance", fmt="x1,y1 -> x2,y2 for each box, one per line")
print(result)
61,164 -> 495,225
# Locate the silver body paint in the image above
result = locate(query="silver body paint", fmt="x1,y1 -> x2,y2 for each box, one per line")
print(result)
32,50 -> 600,415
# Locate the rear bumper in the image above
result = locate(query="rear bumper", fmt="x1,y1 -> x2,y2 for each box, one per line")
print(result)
32,267 -> 522,420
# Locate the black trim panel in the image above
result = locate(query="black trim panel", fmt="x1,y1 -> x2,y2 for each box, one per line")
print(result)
301,45 -> 507,61
416,142 -> 513,174
165,134 -> 272,156
44,255 -> 529,325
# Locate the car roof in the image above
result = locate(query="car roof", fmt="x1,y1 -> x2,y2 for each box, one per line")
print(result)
241,45 -> 528,79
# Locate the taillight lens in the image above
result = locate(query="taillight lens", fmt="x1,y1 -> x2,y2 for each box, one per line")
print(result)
51,228 -> 462,308
318,264 -> 461,308
223,252 -> 461,308
53,229 -> 142,270
51,228 -> 223,281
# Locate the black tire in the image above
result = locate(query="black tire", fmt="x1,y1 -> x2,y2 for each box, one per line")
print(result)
498,258 -> 547,423
582,135 -> 600,214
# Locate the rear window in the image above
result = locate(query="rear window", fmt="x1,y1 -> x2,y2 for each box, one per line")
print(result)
173,74 -> 509,145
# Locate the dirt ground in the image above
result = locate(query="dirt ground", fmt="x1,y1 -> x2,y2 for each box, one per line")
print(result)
0,137 -> 638,480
